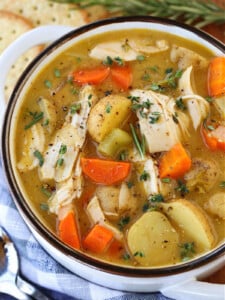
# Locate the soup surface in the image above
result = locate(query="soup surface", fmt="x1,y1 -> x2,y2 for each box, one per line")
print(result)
13,29 -> 225,267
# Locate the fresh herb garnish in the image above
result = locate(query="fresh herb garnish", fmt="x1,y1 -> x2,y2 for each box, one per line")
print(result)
114,56 -> 124,66
175,180 -> 189,196
161,178 -> 171,183
105,103 -> 112,113
119,150 -> 127,161
130,123 -> 145,159
54,68 -> 61,78
148,193 -> 164,203
150,83 -> 165,92
52,0 -> 225,28
140,170 -> 150,181
136,55 -> 145,61
44,79 -> 52,88
180,242 -> 195,261
59,144 -> 67,155
103,55 -> 114,66
126,181 -> 134,189
175,97 -> 187,111
118,216 -> 130,231
219,181 -> 225,188
205,96 -> 214,103
149,111 -> 161,124
172,113 -> 179,124
122,253 -> 131,260
40,203 -> 49,211
41,185 -> 52,197
70,103 -> 81,114
33,150 -> 44,166
56,157 -> 64,167
133,251 -> 144,257
24,111 -> 44,130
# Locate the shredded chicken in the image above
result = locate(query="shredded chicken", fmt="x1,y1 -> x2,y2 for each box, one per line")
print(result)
130,89 -> 189,153
178,66 -> 209,129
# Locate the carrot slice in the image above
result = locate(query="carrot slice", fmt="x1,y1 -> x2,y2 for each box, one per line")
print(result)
83,224 -> 114,254
81,157 -> 131,185
73,66 -> 110,85
58,211 -> 81,249
208,57 -> 225,97
201,125 -> 225,152
159,143 -> 192,179
107,239 -> 124,258
111,65 -> 132,90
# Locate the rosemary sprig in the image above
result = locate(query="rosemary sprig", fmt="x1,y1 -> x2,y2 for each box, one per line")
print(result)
50,0 -> 225,28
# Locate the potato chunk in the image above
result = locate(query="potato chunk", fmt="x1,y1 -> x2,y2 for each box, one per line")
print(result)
87,94 -> 131,143
160,199 -> 216,251
205,193 -> 225,219
127,211 -> 179,266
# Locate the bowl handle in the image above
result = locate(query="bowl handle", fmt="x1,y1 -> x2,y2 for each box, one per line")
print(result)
161,278 -> 225,300
0,25 -> 73,129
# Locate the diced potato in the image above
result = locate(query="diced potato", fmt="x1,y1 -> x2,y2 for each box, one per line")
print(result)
118,182 -> 137,215
96,186 -> 119,220
127,211 -> 179,266
205,193 -> 225,219
98,128 -> 132,157
160,199 -> 216,251
214,96 -> 225,119
185,158 -> 220,193
38,97 -> 57,134
17,123 -> 45,171
87,95 -> 131,143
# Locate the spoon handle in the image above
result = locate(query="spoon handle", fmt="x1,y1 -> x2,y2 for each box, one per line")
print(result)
0,281 -> 33,300
17,275 -> 52,300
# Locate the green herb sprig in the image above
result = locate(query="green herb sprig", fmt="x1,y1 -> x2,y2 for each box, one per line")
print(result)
50,0 -> 225,28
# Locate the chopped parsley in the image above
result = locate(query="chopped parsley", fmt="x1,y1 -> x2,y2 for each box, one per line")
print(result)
161,177 -> 171,183
105,103 -> 112,113
136,54 -> 145,61
175,180 -> 189,196
140,170 -> 150,181
205,96 -> 214,103
56,157 -> 64,167
126,181 -> 134,189
175,97 -> 187,111
103,55 -> 113,66
24,111 -> 44,130
219,181 -> 225,188
119,150 -> 127,161
133,251 -> 144,257
59,144 -> 67,155
40,203 -> 49,211
149,111 -> 161,124
41,184 -> 52,197
122,253 -> 131,260
114,56 -> 124,66
148,193 -> 164,203
180,242 -> 195,261
44,79 -> 52,88
54,68 -> 61,78
33,150 -> 44,166
118,216 -> 130,231
70,103 -> 81,114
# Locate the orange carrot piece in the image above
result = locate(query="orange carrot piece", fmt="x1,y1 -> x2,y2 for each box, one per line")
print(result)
201,125 -> 225,152
83,224 -> 114,254
81,157 -> 131,185
208,57 -> 225,97
107,239 -> 124,258
58,211 -> 81,250
159,143 -> 192,179
111,65 -> 132,90
73,66 -> 110,85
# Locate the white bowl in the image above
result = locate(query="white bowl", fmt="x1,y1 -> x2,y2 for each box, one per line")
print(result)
1,17 -> 224,300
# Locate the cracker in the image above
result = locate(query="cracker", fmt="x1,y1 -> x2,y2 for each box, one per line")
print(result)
0,10 -> 42,101
0,0 -> 86,27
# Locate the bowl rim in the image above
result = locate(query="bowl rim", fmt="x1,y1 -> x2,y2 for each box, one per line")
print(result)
1,15 -> 225,277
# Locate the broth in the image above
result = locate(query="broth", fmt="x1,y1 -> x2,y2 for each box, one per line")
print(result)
13,29 -> 225,267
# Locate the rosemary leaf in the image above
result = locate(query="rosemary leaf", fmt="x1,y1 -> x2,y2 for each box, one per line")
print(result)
50,0 -> 225,28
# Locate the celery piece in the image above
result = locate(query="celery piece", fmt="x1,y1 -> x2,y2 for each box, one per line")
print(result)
98,128 -> 132,157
